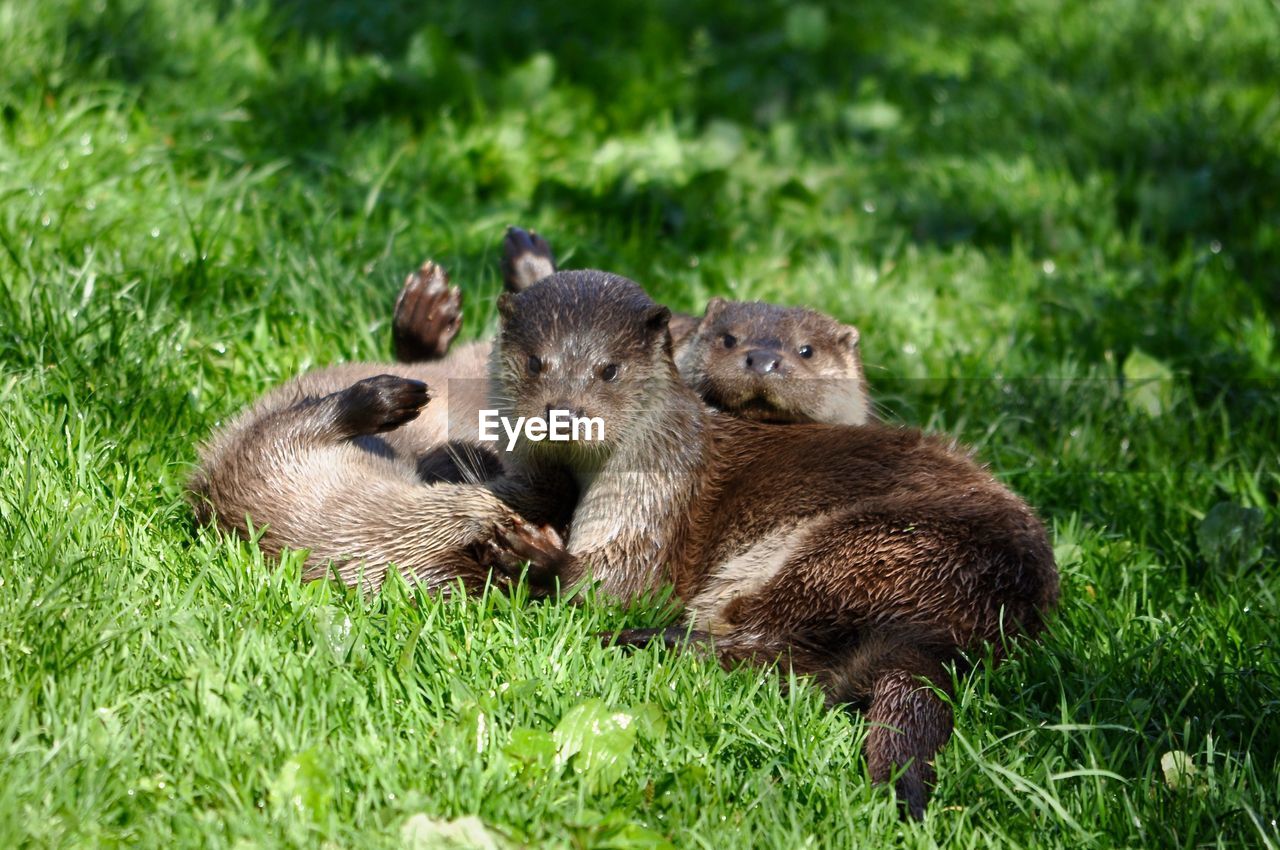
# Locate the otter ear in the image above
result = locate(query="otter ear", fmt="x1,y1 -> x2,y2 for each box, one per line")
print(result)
838,324 -> 861,350
640,303 -> 670,330
702,296 -> 729,322
644,304 -> 671,337
497,292 -> 518,323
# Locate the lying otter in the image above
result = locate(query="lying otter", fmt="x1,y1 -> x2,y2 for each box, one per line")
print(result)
474,270 -> 1058,818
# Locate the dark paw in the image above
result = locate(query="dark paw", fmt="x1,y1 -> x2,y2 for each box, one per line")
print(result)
474,515 -> 568,585
393,260 -> 463,362
500,226 -> 556,293
338,375 -> 431,435
601,627 -> 714,651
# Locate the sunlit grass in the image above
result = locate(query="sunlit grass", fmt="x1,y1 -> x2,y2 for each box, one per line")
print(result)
1,0 -> 1277,846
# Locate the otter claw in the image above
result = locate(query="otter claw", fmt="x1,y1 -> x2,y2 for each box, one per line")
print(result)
393,259 -> 463,362
473,516 -> 568,587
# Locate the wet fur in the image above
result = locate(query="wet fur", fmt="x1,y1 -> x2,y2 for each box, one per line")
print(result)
494,271 -> 1059,818
190,346 -> 570,593
498,227 -> 872,426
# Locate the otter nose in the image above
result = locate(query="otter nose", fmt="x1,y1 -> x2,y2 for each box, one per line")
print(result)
744,349 -> 782,376
546,402 -> 586,420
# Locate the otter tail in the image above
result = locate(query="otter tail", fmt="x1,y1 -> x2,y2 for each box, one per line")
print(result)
825,628 -> 957,820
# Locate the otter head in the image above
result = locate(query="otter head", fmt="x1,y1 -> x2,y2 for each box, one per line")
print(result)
677,297 -> 870,425
493,270 -> 674,468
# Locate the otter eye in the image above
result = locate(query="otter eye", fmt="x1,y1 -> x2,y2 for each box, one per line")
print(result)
799,345 -> 814,359
722,334 -> 737,349
600,363 -> 619,382
527,354 -> 543,375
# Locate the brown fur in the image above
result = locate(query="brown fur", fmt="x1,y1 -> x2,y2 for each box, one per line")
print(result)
678,297 -> 871,426
189,346 -> 572,593
490,271 -> 1059,818
484,226 -> 872,425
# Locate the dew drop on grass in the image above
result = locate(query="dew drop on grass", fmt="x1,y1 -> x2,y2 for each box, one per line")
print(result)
1042,259 -> 1056,275
150,228 -> 160,238
1210,240 -> 1222,254
862,200 -> 876,213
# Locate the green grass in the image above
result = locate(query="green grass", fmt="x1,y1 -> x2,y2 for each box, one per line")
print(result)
2,0 -> 1279,846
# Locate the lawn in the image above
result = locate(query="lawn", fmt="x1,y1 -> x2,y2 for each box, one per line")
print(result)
1,0 -> 1278,846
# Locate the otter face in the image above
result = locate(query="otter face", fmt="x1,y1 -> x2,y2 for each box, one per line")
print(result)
678,297 -> 869,426
494,270 -> 673,465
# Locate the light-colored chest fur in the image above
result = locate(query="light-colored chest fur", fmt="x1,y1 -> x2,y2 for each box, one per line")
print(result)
685,515 -> 828,633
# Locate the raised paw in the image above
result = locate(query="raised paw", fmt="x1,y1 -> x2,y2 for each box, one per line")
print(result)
393,260 -> 463,362
474,514 -> 568,585
500,226 -> 557,293
337,375 -> 431,436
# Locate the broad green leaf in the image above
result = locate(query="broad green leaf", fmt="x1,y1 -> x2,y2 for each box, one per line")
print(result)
504,727 -> 557,768
1197,501 -> 1266,571
1122,348 -> 1175,417
401,814 -> 503,850
570,810 -> 675,850
843,101 -> 903,134
1160,750 -> 1198,791
596,822 -> 676,850
271,749 -> 333,821
553,699 -> 638,791
784,5 -> 829,51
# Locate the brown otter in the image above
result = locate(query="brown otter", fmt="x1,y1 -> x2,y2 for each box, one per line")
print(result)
484,270 -> 1059,818
189,237 -> 871,592
393,227 -> 872,426
675,297 -> 869,426
189,341 -> 570,593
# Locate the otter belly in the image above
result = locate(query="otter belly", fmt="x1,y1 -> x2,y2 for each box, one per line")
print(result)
686,516 -> 828,633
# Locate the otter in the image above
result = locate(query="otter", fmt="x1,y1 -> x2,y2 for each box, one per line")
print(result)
188,335 -> 570,592
393,227 -> 872,426
482,270 -> 1059,818
676,298 -> 870,426
189,237 -> 871,591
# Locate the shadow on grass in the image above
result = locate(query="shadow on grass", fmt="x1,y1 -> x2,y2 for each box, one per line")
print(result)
55,0 -> 1280,305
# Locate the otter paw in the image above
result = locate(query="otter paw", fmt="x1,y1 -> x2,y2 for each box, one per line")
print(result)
338,375 -> 430,435
393,260 -> 463,362
476,515 -> 568,583
602,627 -> 714,651
500,226 -> 556,293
